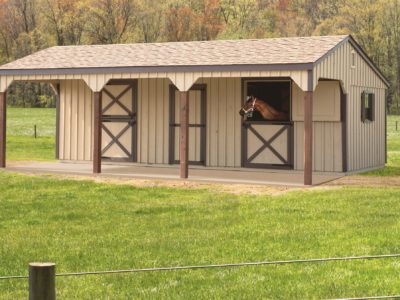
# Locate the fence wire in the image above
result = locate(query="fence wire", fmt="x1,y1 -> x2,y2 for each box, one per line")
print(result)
330,296 -> 400,300
1,253 -> 400,280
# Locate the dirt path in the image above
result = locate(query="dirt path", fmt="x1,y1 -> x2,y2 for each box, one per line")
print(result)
327,175 -> 400,187
5,160 -> 399,195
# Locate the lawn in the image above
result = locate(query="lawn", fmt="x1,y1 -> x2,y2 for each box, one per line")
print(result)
6,107 -> 56,161
1,108 -> 400,298
0,172 -> 399,299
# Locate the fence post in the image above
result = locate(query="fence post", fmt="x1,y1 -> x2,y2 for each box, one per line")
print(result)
29,262 -> 56,300
34,125 -> 37,138
396,121 -> 398,131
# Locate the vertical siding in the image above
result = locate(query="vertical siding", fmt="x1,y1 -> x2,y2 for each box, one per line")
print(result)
197,77 -> 242,167
314,41 -> 387,171
294,122 -> 343,172
59,80 -> 93,161
292,82 -> 343,172
137,78 -> 170,164
137,77 -> 243,167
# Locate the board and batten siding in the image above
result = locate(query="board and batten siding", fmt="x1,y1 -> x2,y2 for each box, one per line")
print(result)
137,77 -> 243,167
136,78 -> 170,164
58,77 -> 344,172
313,40 -> 387,171
59,80 -> 93,161
292,81 -> 343,172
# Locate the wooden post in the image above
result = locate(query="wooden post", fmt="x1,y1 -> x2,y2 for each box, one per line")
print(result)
180,91 -> 189,179
304,91 -> 313,185
93,91 -> 102,174
29,262 -> 56,300
0,92 -> 6,168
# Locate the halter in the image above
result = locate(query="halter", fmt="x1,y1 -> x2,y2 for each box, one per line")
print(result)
242,97 -> 257,115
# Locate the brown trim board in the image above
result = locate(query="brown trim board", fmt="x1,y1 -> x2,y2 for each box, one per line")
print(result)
93,91 -> 102,173
340,85 -> 348,172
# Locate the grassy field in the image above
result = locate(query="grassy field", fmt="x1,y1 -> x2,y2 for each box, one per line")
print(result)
7,108 -> 56,161
0,172 -> 399,299
1,108 -> 400,298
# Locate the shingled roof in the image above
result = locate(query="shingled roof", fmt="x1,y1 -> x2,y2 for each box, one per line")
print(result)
0,35 -> 348,71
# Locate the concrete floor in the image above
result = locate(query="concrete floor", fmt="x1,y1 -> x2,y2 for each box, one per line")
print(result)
6,161 -> 344,186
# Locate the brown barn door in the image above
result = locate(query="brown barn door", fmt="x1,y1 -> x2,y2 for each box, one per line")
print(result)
169,84 -> 206,165
101,80 -> 137,162
242,122 -> 293,169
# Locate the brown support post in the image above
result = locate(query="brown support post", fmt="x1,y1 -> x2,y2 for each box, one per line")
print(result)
0,92 -> 6,168
55,84 -> 60,160
180,91 -> 189,178
304,91 -> 313,185
93,91 -> 102,174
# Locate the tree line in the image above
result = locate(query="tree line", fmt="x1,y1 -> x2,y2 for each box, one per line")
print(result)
0,0 -> 399,113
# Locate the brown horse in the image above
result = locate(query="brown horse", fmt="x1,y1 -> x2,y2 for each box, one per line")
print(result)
239,96 -> 288,121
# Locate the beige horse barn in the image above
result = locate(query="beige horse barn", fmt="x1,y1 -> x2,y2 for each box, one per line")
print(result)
0,35 -> 389,185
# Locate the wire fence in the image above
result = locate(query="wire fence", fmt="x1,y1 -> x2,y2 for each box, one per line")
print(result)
2,253 -> 400,280
388,120 -> 400,132
1,253 -> 400,299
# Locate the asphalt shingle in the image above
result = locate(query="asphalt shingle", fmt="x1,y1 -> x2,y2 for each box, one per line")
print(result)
0,35 -> 348,70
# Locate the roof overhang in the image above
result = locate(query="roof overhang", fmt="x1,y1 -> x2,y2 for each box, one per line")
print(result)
0,63 -> 314,76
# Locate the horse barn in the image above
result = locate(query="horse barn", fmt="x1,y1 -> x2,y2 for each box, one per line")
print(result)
0,35 -> 389,185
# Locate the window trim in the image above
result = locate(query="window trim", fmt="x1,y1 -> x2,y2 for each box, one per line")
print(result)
351,51 -> 356,69
243,78 -> 292,123
361,91 -> 375,123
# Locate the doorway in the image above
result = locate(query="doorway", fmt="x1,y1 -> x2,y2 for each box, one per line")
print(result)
169,84 -> 206,165
101,80 -> 137,162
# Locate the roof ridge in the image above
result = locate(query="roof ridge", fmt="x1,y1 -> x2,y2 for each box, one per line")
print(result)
49,35 -> 350,48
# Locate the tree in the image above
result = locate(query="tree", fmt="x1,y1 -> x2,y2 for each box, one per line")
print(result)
85,0 -> 136,44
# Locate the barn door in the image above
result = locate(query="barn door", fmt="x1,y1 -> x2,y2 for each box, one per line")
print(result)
169,84 -> 206,165
101,80 -> 137,161
242,121 -> 293,169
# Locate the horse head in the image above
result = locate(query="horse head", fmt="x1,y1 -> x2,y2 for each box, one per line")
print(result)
239,95 -> 257,117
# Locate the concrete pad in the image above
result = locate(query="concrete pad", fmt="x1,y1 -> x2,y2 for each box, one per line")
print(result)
6,161 -> 343,186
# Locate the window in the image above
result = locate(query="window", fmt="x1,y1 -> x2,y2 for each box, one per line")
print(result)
351,51 -> 356,68
243,80 -> 291,122
361,91 -> 374,122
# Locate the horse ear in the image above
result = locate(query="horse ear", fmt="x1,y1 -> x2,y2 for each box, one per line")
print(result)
246,96 -> 252,101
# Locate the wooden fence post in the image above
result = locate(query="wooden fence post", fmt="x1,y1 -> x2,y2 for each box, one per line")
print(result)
29,262 -> 56,300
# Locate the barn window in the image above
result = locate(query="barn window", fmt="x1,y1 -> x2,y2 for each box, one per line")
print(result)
243,80 -> 291,122
361,91 -> 375,122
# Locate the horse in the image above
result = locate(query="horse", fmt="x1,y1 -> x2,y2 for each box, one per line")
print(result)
239,95 -> 288,121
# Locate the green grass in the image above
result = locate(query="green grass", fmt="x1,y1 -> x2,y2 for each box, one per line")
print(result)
0,172 -> 399,299
6,107 -> 56,161
7,107 -> 56,136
